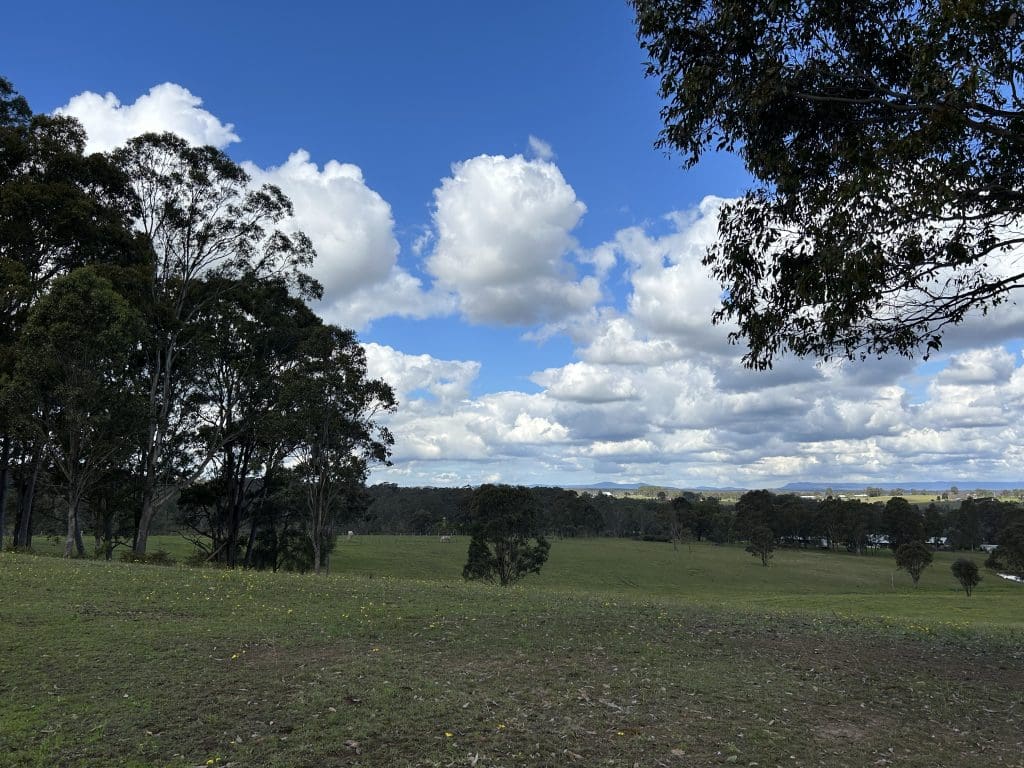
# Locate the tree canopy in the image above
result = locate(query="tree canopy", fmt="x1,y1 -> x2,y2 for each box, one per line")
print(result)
0,76 -> 396,566
632,0 -> 1024,368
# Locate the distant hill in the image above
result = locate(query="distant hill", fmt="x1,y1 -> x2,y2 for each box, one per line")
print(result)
562,482 -> 646,490
779,481 -> 1024,492
562,482 -> 747,493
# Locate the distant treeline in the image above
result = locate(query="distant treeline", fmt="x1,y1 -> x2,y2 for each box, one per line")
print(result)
357,485 -> 1024,556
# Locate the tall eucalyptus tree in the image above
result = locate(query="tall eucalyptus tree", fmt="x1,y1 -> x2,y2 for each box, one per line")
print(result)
112,133 -> 319,554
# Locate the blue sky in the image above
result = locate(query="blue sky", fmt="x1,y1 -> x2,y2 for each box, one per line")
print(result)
8,2 -> 1024,487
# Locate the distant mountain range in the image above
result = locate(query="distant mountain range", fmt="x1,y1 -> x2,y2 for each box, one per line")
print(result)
563,481 -> 750,492
562,482 -> 650,490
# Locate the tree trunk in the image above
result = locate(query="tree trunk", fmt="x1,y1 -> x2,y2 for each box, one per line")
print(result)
94,526 -> 102,557
103,498 -> 114,560
134,471 -> 157,555
74,504 -> 86,557
0,433 -> 10,550
15,448 -> 41,549
64,490 -> 80,558
243,516 -> 258,568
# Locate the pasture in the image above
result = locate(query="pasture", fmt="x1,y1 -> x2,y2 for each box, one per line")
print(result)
2,538 -> 1022,767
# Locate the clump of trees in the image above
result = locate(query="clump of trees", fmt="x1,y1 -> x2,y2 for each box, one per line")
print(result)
985,522 -> 1024,577
0,77 -> 395,571
461,484 -> 550,586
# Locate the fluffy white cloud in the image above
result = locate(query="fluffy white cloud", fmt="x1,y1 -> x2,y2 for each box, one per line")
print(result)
621,198 -> 733,351
241,150 -> 442,326
59,83 -> 446,330
938,347 -> 1017,385
56,83 -> 239,153
244,151 -> 397,296
507,413 -> 570,444
531,362 -> 639,403
578,316 -> 684,365
427,153 -> 598,325
241,152 -> 448,329
327,268 -> 453,330
371,335 -> 1024,484
363,343 -> 479,408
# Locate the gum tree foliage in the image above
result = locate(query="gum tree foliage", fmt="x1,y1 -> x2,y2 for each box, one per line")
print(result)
11,268 -> 145,557
462,484 -> 551,586
286,325 -> 396,575
0,77 -> 401,567
660,495 -> 691,550
735,490 -> 817,543
950,496 -> 1022,548
815,496 -> 844,550
687,496 -> 720,542
923,502 -> 947,544
883,497 -> 925,551
895,540 -> 933,587
179,276 -> 324,568
950,558 -> 981,596
734,489 -> 774,539
632,1 -> 1024,368
112,132 -> 320,555
986,520 -> 1024,575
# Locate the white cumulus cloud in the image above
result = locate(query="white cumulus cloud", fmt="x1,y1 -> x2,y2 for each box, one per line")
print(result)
532,361 -> 639,403
242,151 -> 400,302
427,153 -> 598,325
56,83 -> 239,153
363,343 -> 479,408
59,83 -> 446,330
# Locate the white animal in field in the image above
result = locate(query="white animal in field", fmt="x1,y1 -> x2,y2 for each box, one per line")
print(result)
347,530 -> 354,540
439,534 -> 451,543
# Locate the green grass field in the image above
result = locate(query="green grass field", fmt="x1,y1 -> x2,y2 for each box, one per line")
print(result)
3,537 -> 1022,767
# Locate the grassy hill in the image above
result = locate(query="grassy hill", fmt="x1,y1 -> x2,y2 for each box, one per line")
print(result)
2,538 -> 1022,767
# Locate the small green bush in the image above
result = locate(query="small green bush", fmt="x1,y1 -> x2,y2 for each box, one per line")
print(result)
951,558 -> 981,597
895,541 -> 932,587
745,525 -> 775,566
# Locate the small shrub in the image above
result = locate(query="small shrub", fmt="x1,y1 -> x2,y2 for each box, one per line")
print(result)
745,525 -> 775,566
895,541 -> 932,587
951,558 -> 981,597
